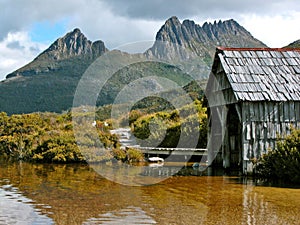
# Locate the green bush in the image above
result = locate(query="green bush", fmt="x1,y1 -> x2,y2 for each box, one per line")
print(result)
132,100 -> 207,148
112,147 -> 144,163
126,148 -> 144,162
254,128 -> 300,184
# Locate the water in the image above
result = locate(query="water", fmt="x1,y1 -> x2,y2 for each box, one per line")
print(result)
0,161 -> 299,225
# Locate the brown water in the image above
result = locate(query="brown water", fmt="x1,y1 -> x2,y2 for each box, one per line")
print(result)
0,161 -> 299,225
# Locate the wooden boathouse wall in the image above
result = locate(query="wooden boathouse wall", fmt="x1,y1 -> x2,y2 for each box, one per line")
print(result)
206,47 -> 300,174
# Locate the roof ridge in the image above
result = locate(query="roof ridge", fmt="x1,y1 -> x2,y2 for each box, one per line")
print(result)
217,46 -> 300,52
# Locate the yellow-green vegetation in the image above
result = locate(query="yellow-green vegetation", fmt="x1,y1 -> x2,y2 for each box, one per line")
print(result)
131,99 -> 207,148
0,111 -> 143,163
254,128 -> 300,184
112,147 -> 144,163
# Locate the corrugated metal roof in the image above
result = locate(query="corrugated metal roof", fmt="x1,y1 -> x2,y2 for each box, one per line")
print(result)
216,47 -> 300,101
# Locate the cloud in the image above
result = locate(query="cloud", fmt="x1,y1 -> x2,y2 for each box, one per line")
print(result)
0,32 -> 47,80
99,0 -> 300,20
6,41 -> 25,50
240,11 -> 300,47
0,0 -> 84,40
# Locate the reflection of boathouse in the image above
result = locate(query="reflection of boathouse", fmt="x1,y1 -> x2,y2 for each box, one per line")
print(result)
206,47 -> 300,174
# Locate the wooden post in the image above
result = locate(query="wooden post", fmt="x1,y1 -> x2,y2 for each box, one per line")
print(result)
221,105 -> 230,169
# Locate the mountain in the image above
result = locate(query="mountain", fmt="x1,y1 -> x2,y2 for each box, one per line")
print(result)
285,39 -> 300,48
6,28 -> 107,79
0,17 -> 267,114
146,17 -> 267,79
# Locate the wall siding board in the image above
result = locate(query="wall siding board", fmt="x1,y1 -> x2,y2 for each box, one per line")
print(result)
274,103 -> 279,122
296,102 -> 300,121
268,102 -> 275,122
290,101 -> 295,121
259,103 -> 264,121
279,102 -> 284,122
284,102 -> 290,122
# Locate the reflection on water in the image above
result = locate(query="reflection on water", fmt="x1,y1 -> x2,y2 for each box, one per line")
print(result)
0,180 -> 54,224
0,161 -> 299,225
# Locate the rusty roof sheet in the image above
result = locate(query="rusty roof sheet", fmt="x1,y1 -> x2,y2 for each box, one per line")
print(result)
217,47 -> 300,101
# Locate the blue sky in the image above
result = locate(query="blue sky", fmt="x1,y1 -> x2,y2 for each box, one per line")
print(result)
29,20 -> 70,44
1,0 -> 300,80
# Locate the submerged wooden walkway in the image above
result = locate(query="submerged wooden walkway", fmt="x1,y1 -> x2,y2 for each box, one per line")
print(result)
129,146 -> 208,156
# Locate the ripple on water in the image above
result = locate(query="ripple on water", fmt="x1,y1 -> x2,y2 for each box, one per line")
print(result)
82,206 -> 157,224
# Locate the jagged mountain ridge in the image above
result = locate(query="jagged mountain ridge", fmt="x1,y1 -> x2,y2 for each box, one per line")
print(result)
149,17 -> 266,57
1,17 -> 268,114
146,17 -> 267,79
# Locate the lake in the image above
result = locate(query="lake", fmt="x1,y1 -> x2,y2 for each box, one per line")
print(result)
0,160 -> 299,225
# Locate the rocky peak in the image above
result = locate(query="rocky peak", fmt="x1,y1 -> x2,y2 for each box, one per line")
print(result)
155,16 -> 183,44
39,28 -> 107,61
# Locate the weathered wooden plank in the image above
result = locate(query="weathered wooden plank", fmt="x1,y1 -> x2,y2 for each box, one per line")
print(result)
259,140 -> 265,154
267,122 -> 272,139
247,102 -> 254,120
243,142 -> 249,160
290,101 -> 295,121
255,103 -> 260,121
270,139 -> 275,150
257,103 -> 263,121
268,102 -> 275,121
262,102 -> 267,121
284,102 -> 290,122
246,123 -> 251,140
253,137 -> 258,159
276,123 -> 281,135
286,58 -> 298,66
273,103 -> 279,122
295,102 -> 300,121
278,102 -> 284,122
235,104 -> 242,122
251,121 -> 256,139
256,122 -> 261,140
271,122 -> 276,139
218,53 -> 231,74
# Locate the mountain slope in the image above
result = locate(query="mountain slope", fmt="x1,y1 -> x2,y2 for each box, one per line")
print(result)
285,39 -> 300,48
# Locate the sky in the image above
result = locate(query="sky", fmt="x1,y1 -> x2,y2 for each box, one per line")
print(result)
1,0 -> 300,80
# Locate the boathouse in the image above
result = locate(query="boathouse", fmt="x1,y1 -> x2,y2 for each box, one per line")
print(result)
205,47 -> 300,174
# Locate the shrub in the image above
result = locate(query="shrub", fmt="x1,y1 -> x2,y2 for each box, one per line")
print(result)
112,148 -> 144,163
125,148 -> 144,162
254,128 -> 300,184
